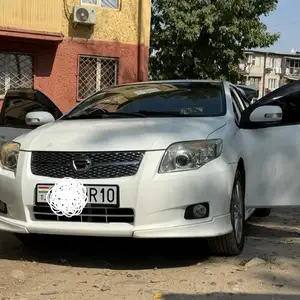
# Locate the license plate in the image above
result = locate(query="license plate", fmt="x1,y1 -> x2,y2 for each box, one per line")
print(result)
36,184 -> 119,207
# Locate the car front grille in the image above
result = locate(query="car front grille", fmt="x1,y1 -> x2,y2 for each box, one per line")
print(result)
31,151 -> 145,179
33,205 -> 134,224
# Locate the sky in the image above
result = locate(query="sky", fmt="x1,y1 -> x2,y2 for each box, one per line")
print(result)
259,0 -> 300,53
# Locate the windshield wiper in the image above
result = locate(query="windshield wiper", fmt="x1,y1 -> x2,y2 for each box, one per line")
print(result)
64,111 -> 147,120
103,112 -> 147,117
64,110 -> 189,120
136,110 -> 187,117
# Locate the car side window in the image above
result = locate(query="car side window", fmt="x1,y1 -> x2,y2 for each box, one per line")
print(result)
2,98 -> 50,129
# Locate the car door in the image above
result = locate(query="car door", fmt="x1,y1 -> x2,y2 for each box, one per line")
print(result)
239,80 -> 300,207
0,89 -> 62,146
229,85 -> 257,218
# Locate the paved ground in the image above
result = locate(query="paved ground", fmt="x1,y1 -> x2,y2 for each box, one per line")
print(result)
0,208 -> 300,300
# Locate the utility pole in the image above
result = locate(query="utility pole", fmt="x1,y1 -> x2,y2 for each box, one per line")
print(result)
262,52 -> 267,96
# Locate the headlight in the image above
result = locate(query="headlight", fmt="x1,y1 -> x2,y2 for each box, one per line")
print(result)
0,142 -> 20,171
158,139 -> 223,173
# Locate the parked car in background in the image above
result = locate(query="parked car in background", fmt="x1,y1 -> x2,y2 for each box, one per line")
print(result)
2,79 -> 297,256
236,84 -> 259,104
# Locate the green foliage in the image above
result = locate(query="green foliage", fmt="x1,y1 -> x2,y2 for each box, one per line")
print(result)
150,0 -> 280,82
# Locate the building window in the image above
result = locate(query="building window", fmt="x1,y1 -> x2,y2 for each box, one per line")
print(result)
81,0 -> 119,8
78,55 -> 118,101
268,78 -> 277,90
248,77 -> 261,89
268,57 -> 275,68
286,58 -> 300,75
251,56 -> 261,67
0,53 -> 33,97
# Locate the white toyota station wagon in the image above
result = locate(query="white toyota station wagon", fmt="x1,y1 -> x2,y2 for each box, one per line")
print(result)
0,80 -> 298,256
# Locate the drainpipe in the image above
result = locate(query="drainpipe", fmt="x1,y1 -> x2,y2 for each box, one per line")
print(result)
137,0 -> 142,81
262,52 -> 267,96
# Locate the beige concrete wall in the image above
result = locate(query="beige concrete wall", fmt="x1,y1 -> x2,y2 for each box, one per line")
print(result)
0,0 -> 62,33
244,52 -> 283,97
0,0 -> 152,47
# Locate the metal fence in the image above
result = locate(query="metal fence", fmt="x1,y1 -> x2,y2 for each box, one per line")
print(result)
0,52 -> 33,97
77,55 -> 118,101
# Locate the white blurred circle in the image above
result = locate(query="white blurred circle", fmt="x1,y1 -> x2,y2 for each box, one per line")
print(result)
46,177 -> 88,218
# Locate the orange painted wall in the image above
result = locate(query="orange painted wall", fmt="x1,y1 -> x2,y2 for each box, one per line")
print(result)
0,37 -> 149,112
0,0 -> 151,111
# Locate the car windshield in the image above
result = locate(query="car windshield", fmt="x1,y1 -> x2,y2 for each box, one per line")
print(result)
62,82 -> 226,120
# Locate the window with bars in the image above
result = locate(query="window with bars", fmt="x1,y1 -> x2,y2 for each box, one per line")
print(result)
78,56 -> 118,101
0,53 -> 33,97
81,0 -> 119,8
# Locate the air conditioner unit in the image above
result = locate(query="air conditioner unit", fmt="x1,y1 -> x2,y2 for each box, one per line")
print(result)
73,6 -> 96,25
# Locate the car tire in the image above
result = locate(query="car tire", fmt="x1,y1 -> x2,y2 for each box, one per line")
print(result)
208,170 -> 245,256
253,208 -> 271,217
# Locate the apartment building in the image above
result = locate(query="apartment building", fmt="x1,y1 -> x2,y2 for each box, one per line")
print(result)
0,0 -> 151,112
239,50 -> 300,97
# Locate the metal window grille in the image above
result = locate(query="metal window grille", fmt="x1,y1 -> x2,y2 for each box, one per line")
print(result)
0,53 -> 33,97
78,55 -> 118,101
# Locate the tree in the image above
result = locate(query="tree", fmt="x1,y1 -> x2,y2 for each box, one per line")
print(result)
150,0 -> 280,82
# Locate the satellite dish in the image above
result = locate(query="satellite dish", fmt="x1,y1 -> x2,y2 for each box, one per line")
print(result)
76,8 -> 89,22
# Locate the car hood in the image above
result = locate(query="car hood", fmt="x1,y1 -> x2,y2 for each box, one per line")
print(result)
17,117 -> 227,152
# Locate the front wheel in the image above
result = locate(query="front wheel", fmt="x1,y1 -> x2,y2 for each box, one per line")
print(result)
208,170 -> 245,256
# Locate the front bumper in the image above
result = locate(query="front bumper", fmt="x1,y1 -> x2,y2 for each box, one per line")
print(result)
0,151 -> 237,238
0,212 -> 231,238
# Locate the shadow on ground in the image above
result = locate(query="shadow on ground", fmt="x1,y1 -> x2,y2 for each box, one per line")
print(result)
0,232 -> 211,270
245,222 -> 300,238
244,208 -> 300,239
0,209 -> 299,270
162,293 -> 300,300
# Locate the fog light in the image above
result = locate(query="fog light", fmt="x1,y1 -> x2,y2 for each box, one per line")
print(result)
193,204 -> 207,218
184,203 -> 209,220
0,200 -> 7,214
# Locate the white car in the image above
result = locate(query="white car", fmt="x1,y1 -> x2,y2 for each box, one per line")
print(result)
0,80 -> 296,256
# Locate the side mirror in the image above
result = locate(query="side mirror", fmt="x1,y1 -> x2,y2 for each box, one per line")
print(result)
250,105 -> 282,123
25,111 -> 55,126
